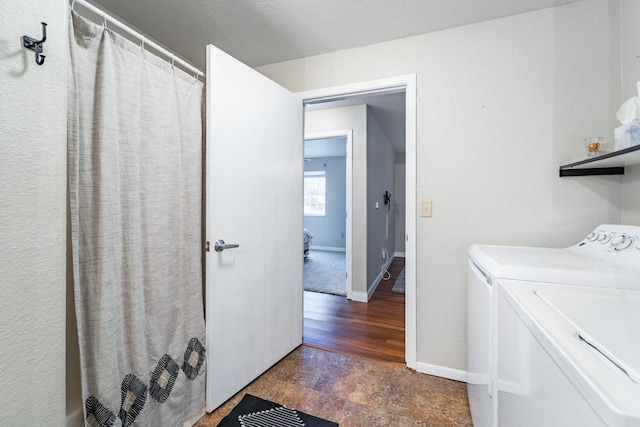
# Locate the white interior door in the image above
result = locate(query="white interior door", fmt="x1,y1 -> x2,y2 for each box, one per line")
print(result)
205,44 -> 303,411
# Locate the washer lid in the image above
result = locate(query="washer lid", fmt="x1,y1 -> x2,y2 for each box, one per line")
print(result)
537,289 -> 640,384
499,280 -> 640,426
469,244 -> 640,289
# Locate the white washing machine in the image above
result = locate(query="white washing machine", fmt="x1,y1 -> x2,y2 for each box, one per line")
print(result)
498,280 -> 640,426
467,224 -> 640,427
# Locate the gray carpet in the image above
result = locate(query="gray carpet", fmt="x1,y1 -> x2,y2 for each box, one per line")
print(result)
303,250 -> 346,296
392,267 -> 405,293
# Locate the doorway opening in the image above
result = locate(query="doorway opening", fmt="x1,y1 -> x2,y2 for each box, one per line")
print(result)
303,132 -> 353,298
299,75 -> 417,368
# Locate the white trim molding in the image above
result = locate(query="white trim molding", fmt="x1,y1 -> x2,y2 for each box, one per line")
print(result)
350,291 -> 368,303
404,74 -> 417,370
351,255 -> 394,303
299,73 -> 418,370
393,251 -> 406,258
300,75 -> 411,104
309,246 -> 346,252
367,256 -> 394,300
305,129 -> 353,299
416,362 -> 469,383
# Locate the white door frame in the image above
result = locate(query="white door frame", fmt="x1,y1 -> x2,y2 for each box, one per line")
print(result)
304,130 -> 353,299
298,74 -> 418,369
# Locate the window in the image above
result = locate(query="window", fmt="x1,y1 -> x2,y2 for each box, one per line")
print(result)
304,171 -> 326,216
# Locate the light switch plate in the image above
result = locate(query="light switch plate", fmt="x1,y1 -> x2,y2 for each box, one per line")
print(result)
420,200 -> 432,217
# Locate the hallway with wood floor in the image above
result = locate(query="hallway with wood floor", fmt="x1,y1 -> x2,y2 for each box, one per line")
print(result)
303,257 -> 406,364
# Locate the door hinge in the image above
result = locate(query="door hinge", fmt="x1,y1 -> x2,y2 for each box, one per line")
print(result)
205,241 -> 210,252
345,272 -> 348,279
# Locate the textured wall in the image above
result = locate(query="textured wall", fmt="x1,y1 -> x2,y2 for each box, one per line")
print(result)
620,0 -> 640,225
259,0 -> 623,370
366,107 -> 396,288
394,154 -> 406,253
304,156 -> 347,248
0,0 -> 68,424
620,0 -> 640,101
622,166 -> 640,225
305,106 -> 368,295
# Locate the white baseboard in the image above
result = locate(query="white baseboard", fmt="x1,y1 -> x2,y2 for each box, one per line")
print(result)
416,361 -> 469,383
310,246 -> 346,252
393,251 -> 406,258
358,256 -> 395,302
350,291 -> 368,302
367,274 -> 381,301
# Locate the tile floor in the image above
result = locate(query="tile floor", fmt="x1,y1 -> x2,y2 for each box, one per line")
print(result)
195,345 -> 472,427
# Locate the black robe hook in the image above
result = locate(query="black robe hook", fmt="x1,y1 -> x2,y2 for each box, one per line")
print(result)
23,22 -> 47,65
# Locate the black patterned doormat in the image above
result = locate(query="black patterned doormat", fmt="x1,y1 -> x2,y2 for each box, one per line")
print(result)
217,394 -> 338,427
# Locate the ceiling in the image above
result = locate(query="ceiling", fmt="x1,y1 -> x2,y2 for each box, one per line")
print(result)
307,92 -> 407,153
304,137 -> 346,159
86,0 -> 578,157
90,0 -> 580,70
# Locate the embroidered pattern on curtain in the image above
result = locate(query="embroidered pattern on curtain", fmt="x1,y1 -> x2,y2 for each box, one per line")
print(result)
68,11 -> 206,426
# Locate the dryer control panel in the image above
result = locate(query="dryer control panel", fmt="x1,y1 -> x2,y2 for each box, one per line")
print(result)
578,224 -> 640,255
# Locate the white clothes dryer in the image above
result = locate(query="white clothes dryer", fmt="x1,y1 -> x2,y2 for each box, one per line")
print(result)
498,280 -> 640,426
467,224 -> 640,427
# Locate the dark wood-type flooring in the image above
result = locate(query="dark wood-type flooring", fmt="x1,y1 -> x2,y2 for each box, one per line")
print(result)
303,257 -> 406,364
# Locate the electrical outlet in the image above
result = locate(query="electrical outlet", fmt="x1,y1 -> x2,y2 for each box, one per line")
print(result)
420,200 -> 432,217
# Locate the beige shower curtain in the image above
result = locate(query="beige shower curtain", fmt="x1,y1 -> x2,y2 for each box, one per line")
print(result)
68,11 -> 205,427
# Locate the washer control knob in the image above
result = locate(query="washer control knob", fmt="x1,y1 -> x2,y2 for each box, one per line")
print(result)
611,235 -> 625,246
612,235 -> 634,251
587,233 -> 598,242
598,234 -> 611,244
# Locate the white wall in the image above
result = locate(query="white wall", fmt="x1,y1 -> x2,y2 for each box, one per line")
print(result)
304,156 -> 347,248
394,153 -> 406,254
0,0 -> 68,424
622,166 -> 640,224
620,0 -> 640,101
366,107 -> 396,288
259,0 -> 623,370
620,0 -> 640,225
305,106 -> 368,295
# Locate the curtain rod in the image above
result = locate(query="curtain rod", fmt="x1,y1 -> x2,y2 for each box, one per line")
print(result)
71,0 -> 205,78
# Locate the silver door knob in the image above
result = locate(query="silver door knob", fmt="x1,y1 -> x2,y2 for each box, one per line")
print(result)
214,239 -> 240,252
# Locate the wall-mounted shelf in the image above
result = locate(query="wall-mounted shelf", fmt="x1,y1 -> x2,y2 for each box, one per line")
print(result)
559,145 -> 640,177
